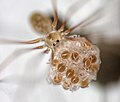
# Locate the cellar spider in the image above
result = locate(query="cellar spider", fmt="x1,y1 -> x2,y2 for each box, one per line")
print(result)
0,0 -> 101,91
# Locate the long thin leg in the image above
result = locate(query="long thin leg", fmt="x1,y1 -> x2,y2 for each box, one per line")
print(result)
0,45 -> 46,73
32,45 -> 46,50
0,48 -> 31,73
0,38 -> 44,45
51,0 -> 58,30
58,0 -> 90,32
63,9 -> 102,36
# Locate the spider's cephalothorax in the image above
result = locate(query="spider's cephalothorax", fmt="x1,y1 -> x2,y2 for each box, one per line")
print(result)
45,31 -> 62,49
0,0 -> 101,92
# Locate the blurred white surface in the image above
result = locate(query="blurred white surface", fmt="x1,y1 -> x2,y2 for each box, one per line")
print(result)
0,0 -> 120,102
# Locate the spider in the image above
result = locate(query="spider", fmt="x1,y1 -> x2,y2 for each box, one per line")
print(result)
0,0 -> 101,91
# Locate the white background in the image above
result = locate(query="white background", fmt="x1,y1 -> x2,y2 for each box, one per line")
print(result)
0,0 -> 120,102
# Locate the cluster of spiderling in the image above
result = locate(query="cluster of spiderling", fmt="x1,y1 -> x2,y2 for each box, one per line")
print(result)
48,37 -> 101,91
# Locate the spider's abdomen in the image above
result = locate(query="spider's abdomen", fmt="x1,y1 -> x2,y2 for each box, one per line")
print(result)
48,37 -> 101,91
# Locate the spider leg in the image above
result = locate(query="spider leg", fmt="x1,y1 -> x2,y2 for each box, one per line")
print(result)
63,9 -> 102,36
58,0 -> 89,32
0,45 -> 46,73
32,45 -> 46,50
0,48 -> 31,73
20,38 -> 44,44
0,38 -> 44,45
51,0 -> 58,30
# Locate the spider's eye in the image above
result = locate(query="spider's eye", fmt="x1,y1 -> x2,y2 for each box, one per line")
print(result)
53,43 -> 55,46
56,40 -> 59,42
